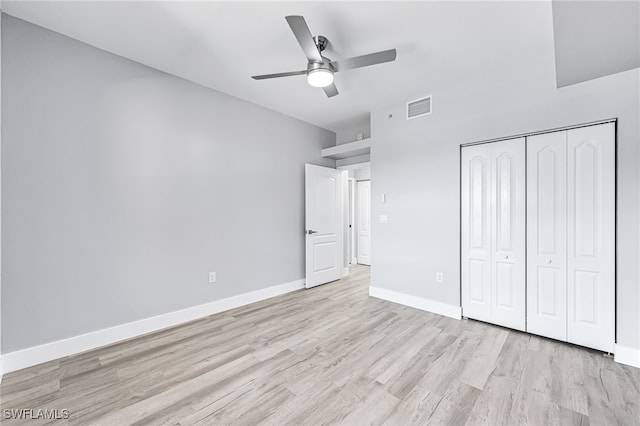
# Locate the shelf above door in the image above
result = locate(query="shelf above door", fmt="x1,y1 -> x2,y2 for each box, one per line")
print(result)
321,138 -> 372,160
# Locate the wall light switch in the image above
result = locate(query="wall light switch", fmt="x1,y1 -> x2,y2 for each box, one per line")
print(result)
209,272 -> 217,283
436,272 -> 444,283
381,193 -> 387,203
379,214 -> 388,224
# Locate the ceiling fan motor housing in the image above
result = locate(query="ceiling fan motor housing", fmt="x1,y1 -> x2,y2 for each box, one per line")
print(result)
313,35 -> 329,53
307,57 -> 335,73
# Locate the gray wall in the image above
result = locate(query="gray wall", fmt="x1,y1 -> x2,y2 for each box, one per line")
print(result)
1,15 -> 335,352
336,119 -> 371,145
354,167 -> 371,182
370,56 -> 640,350
336,154 -> 371,168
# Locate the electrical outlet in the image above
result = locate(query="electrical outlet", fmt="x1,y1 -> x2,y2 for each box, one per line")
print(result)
209,272 -> 216,283
436,272 -> 444,283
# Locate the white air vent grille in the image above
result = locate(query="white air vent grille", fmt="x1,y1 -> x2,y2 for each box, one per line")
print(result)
406,96 -> 432,119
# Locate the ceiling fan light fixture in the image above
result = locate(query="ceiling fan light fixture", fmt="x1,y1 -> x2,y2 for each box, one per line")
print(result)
250,15 -> 397,98
307,68 -> 334,87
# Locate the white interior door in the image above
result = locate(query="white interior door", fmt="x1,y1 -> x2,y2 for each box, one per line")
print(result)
357,181 -> 371,265
305,164 -> 344,288
566,123 -> 615,352
491,138 -> 526,331
527,131 -> 568,342
462,144 -> 492,323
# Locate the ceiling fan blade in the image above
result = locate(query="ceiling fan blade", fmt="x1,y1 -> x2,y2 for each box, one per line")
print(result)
322,83 -> 339,98
331,49 -> 397,72
252,70 -> 307,80
285,15 -> 323,63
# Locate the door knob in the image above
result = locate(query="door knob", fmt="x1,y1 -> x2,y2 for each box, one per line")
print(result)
504,255 -> 509,260
307,230 -> 318,235
546,259 -> 552,264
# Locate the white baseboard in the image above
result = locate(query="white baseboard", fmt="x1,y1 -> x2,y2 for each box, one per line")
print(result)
369,286 -> 461,320
2,278 -> 305,374
0,354 -> 4,383
614,344 -> 640,368
343,267 -> 350,277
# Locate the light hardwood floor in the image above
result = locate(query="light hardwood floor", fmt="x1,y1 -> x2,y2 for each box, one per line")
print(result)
2,265 -> 639,425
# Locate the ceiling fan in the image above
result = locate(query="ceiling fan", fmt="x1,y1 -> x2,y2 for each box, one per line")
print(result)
251,15 -> 397,98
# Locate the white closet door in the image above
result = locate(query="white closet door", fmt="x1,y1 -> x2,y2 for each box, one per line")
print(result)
491,138 -> 526,331
527,132 -> 568,341
462,144 -> 492,322
566,123 -> 615,352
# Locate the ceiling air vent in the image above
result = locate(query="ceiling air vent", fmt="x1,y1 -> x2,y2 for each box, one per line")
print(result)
406,96 -> 432,120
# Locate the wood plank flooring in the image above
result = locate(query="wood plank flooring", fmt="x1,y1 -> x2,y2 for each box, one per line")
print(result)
2,265 -> 639,425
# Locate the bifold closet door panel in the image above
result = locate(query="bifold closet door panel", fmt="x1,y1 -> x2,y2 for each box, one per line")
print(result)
462,138 -> 525,329
566,123 -> 615,352
462,144 -> 492,323
490,138 -> 526,331
527,131 -> 568,341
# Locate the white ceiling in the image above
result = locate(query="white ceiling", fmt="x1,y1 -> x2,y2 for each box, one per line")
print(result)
2,1 -> 555,132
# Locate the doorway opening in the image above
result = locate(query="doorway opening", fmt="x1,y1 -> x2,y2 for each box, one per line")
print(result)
338,163 -> 371,268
